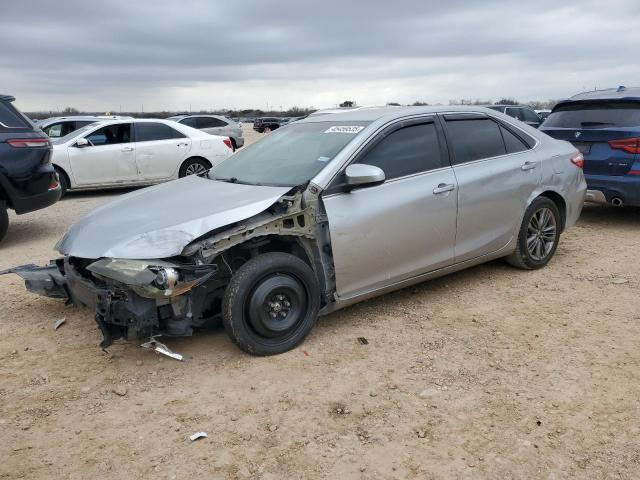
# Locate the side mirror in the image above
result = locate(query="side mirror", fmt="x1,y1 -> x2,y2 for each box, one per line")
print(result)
75,138 -> 89,148
345,164 -> 385,188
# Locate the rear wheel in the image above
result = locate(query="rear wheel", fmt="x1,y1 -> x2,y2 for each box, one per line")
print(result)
506,197 -> 561,270
0,202 -> 9,243
263,126 -> 272,134
55,167 -> 69,197
179,158 -> 211,178
229,138 -> 237,152
222,252 -> 320,355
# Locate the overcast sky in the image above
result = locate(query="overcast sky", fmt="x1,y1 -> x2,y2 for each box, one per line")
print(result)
2,0 -> 639,112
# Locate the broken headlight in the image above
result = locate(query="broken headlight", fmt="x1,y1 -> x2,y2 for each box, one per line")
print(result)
86,258 -> 217,299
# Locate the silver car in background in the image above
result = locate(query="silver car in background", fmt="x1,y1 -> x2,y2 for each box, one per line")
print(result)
168,114 -> 244,150
4,106 -> 586,356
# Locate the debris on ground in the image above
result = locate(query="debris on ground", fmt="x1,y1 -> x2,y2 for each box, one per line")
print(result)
357,337 -> 369,345
189,431 -> 208,442
611,277 -> 629,284
53,318 -> 66,330
141,337 -> 184,361
112,385 -> 128,396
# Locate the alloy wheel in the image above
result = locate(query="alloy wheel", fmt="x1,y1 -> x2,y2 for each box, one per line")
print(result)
526,207 -> 557,261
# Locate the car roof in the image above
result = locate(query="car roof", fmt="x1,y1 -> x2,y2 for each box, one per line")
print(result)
0,94 -> 16,102
299,105 -> 508,123
561,86 -> 640,104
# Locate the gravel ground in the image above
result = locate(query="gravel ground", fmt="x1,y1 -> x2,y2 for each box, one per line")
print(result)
1,126 -> 639,479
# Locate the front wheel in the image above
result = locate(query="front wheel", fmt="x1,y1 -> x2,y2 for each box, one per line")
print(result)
222,252 -> 320,355
0,202 -> 8,243
506,197 -> 561,270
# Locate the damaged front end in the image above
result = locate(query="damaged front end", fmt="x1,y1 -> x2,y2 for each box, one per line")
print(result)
3,257 -> 221,348
1,184 -> 336,351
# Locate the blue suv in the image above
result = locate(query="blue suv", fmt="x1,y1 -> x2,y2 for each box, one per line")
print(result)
541,86 -> 640,207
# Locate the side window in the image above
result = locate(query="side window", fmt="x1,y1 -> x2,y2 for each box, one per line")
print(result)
357,122 -> 443,180
500,126 -> 528,154
86,124 -> 132,146
135,122 -> 185,142
445,118 -> 506,164
180,117 -> 198,128
43,122 -> 64,137
75,120 -> 95,129
521,108 -> 541,123
196,117 -> 226,129
505,107 -> 523,120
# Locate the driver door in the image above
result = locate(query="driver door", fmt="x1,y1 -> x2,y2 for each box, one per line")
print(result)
322,118 -> 458,299
68,123 -> 138,186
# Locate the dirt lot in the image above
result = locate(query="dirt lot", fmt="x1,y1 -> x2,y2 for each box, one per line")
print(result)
1,125 -> 639,479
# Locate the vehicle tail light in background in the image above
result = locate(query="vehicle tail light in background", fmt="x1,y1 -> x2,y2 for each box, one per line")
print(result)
48,177 -> 59,190
570,152 -> 584,169
608,137 -> 640,154
7,138 -> 50,148
223,138 -> 233,150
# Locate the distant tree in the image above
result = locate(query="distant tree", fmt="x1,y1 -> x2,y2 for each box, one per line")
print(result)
412,101 -> 429,106
386,102 -> 401,106
62,107 -> 80,114
495,98 -> 518,105
339,100 -> 355,108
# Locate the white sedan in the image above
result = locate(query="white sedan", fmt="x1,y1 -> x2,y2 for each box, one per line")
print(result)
50,118 -> 233,194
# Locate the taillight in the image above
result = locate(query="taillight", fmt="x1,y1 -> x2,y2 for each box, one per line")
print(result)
7,138 -> 50,148
608,137 -> 640,154
570,152 -> 584,169
48,178 -> 59,190
223,138 -> 233,150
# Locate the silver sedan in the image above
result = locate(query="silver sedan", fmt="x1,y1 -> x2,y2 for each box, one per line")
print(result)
4,106 -> 586,356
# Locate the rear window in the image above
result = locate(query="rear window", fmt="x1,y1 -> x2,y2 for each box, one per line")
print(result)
544,101 -> 640,128
0,101 -> 31,129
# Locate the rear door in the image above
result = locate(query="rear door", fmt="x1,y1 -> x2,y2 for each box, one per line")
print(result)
541,101 -> 640,177
68,122 -> 137,186
442,114 -> 540,262
323,117 -> 458,298
197,117 -> 229,136
134,122 -> 191,180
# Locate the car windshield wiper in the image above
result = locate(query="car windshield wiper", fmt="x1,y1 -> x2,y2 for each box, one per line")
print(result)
213,176 -> 240,183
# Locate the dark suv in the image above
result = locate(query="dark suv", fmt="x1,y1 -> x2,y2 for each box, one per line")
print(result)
0,95 -> 61,241
541,86 -> 640,207
253,117 -> 283,133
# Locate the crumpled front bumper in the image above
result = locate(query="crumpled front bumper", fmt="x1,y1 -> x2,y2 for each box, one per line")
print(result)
1,257 -> 220,349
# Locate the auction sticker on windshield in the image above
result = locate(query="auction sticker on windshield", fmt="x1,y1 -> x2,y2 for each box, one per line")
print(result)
324,126 -> 365,134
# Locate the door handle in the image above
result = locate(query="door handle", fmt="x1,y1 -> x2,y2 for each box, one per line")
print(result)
121,146 -> 134,152
521,161 -> 537,171
177,143 -> 188,147
433,183 -> 455,194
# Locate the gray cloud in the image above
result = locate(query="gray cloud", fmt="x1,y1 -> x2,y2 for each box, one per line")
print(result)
2,0 -> 639,111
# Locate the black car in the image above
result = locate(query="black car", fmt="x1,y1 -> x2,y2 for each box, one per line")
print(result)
486,105 -> 543,128
0,95 -> 61,241
253,117 -> 283,133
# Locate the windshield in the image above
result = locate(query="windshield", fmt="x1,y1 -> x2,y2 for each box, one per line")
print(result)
51,122 -> 98,144
210,121 -> 370,186
544,101 -> 640,128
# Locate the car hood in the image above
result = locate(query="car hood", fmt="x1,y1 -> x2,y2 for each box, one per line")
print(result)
56,175 -> 292,259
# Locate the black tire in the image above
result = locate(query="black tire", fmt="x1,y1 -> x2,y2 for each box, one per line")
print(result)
222,252 -> 320,355
229,138 -> 237,152
263,126 -> 272,134
506,197 -> 561,270
0,202 -> 8,243
179,157 -> 211,178
55,167 -> 69,197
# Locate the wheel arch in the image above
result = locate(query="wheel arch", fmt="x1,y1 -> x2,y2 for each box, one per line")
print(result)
53,164 -> 71,188
538,190 -> 567,231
